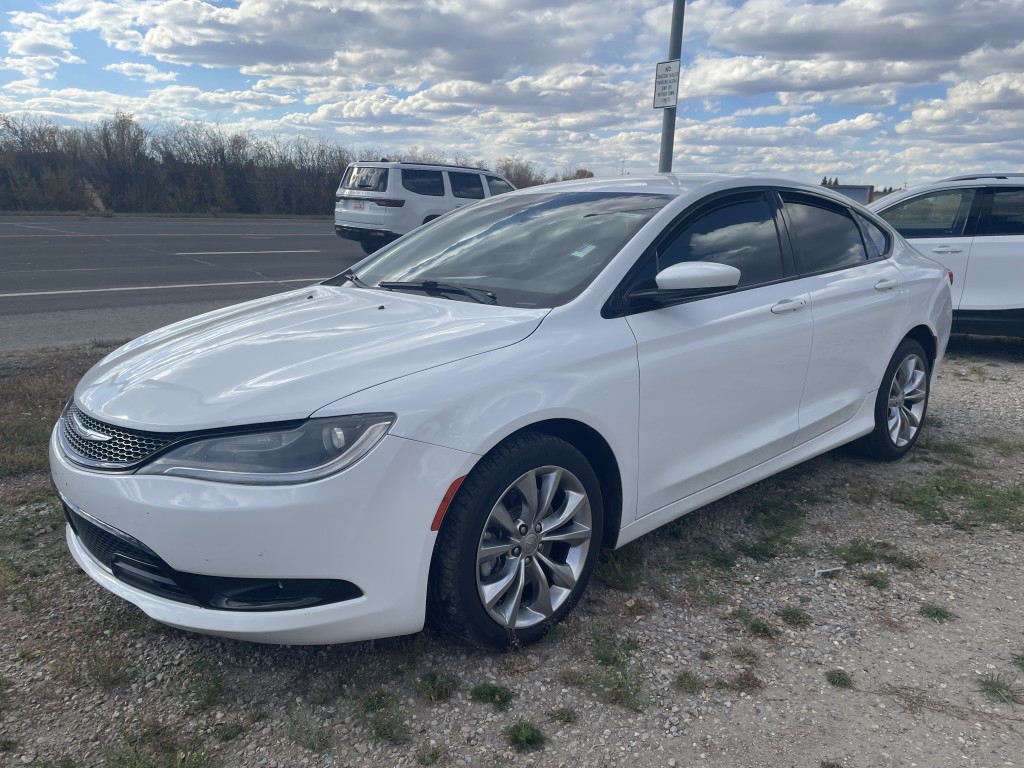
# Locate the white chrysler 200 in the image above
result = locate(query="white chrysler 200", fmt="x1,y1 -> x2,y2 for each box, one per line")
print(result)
50,174 -> 952,649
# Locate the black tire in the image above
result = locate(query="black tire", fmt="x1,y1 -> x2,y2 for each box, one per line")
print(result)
428,432 -> 604,649
359,237 -> 380,255
852,338 -> 930,461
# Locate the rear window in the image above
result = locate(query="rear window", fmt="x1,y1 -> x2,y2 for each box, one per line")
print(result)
341,166 -> 388,193
980,188 -> 1024,235
401,169 -> 445,197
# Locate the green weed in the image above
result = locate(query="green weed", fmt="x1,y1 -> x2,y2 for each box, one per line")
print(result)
825,669 -> 853,689
978,673 -> 1024,704
779,607 -> 812,627
504,720 -> 545,753
470,682 -> 515,711
595,544 -> 644,590
415,672 -> 458,702
548,706 -> 578,724
672,670 -> 706,695
919,603 -> 957,623
860,571 -> 891,590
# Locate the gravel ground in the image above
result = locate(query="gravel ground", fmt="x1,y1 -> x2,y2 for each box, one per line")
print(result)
1,334 -> 1023,768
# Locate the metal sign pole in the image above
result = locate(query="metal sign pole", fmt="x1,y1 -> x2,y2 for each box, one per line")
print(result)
658,0 -> 686,173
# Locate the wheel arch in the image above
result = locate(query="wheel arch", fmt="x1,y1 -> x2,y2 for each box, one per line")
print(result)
903,324 -> 938,369
447,418 -> 624,551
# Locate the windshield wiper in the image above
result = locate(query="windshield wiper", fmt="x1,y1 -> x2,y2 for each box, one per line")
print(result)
378,280 -> 497,305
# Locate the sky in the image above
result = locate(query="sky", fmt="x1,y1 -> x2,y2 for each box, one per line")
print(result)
1,0 -> 1023,187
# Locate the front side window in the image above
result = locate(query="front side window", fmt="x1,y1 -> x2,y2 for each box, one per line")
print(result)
449,171 -> 485,200
878,190 -> 975,238
781,194 -> 868,274
341,166 -> 388,192
347,191 -> 672,308
486,176 -> 515,196
980,188 -> 1024,235
401,169 -> 445,196
658,195 -> 785,287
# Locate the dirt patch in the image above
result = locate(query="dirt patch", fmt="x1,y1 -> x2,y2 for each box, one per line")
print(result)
1,335 -> 1022,767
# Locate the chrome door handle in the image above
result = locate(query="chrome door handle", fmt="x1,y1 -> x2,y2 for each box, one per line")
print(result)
770,298 -> 807,314
874,279 -> 900,291
930,246 -> 963,254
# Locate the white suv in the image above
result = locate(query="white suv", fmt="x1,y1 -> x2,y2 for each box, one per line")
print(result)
870,174 -> 1024,336
334,162 -> 516,254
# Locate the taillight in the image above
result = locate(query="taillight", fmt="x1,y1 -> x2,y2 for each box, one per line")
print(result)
946,268 -> 954,285
373,198 -> 405,208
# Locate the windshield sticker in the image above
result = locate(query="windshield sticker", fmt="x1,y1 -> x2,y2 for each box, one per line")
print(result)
571,244 -> 598,258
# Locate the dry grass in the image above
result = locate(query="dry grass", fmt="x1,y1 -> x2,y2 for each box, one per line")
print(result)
0,343 -> 120,478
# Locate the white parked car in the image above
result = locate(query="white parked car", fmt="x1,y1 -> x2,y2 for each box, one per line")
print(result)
334,161 -> 516,254
870,174 -> 1024,336
51,174 -> 952,649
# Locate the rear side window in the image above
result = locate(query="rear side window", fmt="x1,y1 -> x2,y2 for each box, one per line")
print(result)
486,176 -> 515,196
401,169 -> 445,196
980,188 -> 1024,235
449,171 -> 485,200
658,194 -> 785,288
857,214 -> 890,258
878,190 -> 974,237
781,194 -> 868,274
341,166 -> 388,192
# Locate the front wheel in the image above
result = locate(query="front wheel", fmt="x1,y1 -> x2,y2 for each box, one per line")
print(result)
428,433 -> 604,649
852,338 -> 930,461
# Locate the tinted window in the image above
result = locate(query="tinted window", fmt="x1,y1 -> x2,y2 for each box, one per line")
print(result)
351,192 -> 671,308
878,190 -> 974,238
486,176 -> 515,196
980,188 -> 1024,235
449,171 -> 485,200
782,195 -> 867,273
341,166 -> 388,192
857,214 -> 890,258
659,196 -> 784,287
401,169 -> 445,196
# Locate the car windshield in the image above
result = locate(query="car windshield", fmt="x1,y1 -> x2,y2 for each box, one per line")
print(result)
342,191 -> 672,308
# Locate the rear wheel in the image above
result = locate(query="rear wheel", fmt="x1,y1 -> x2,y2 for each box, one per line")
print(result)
852,338 -> 930,461
428,433 -> 603,649
359,237 -> 381,255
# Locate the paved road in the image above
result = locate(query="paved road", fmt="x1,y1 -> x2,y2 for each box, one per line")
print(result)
0,215 -> 362,352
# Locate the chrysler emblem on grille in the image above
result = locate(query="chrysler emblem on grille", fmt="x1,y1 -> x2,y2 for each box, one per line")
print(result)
71,411 -> 113,442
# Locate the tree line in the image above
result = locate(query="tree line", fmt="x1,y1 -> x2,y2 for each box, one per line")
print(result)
0,112 -> 591,216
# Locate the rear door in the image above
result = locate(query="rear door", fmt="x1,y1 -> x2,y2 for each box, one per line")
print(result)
875,188 -> 978,309
779,192 -> 908,444
959,186 -> 1024,312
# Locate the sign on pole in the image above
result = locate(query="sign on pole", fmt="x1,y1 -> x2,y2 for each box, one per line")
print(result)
653,59 -> 680,109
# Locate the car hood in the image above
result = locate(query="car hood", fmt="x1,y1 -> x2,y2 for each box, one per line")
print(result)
75,284 -> 548,432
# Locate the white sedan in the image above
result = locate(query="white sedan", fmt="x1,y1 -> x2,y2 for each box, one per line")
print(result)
50,174 -> 952,649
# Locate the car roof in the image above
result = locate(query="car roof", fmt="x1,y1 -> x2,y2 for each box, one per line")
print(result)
506,173 -> 859,204
350,161 -> 494,173
869,173 -> 1024,211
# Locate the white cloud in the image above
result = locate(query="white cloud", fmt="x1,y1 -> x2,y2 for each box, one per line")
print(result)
105,62 -> 178,83
0,0 -> 1022,184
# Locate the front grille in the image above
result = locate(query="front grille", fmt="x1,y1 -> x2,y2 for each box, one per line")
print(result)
60,404 -> 178,469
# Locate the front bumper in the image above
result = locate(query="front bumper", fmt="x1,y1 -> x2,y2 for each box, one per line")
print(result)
50,426 -> 476,645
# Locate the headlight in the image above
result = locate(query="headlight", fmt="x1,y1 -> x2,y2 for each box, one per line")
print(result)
137,414 -> 395,484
